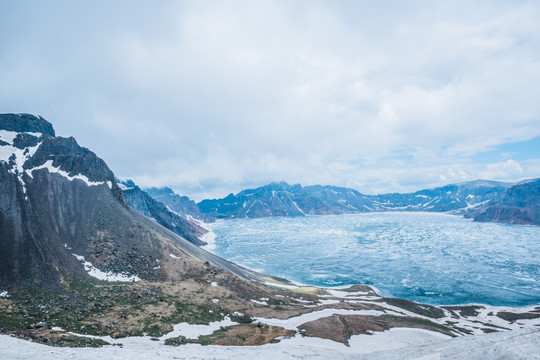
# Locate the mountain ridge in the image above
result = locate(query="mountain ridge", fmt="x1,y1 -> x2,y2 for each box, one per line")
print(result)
471,178 -> 540,225
188,179 -> 521,221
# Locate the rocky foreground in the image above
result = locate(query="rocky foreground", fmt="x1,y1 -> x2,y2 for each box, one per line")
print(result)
1,277 -> 540,359
1,275 -> 539,355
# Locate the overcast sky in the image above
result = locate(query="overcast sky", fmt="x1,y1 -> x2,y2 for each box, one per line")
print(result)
1,1 -> 540,200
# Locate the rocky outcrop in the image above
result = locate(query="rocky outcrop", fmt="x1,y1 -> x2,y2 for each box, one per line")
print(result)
0,113 -> 55,136
145,187 -> 214,223
119,180 -> 208,246
0,113 -> 259,292
473,179 -> 540,225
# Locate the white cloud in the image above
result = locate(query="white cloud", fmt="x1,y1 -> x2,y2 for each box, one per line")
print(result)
1,1 -> 539,198
479,159 -> 524,181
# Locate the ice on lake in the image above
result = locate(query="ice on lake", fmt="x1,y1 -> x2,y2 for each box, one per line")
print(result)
207,212 -> 540,306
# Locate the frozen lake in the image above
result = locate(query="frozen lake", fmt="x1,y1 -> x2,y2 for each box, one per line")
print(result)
207,212 -> 540,306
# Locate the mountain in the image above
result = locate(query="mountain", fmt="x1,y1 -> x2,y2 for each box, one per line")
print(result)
197,182 -> 373,218
369,180 -> 511,213
145,186 -> 214,223
0,113 -> 257,292
472,178 -> 540,225
1,114 -> 538,349
198,182 -> 306,218
118,180 -> 208,246
195,180 -> 512,219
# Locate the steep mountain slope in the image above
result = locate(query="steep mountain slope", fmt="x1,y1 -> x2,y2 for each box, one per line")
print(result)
118,180 -> 208,246
473,178 -> 540,225
145,186 -> 214,222
195,180 -> 512,219
0,113 -> 258,292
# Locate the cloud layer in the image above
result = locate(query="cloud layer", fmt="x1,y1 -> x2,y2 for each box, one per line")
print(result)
1,1 -> 539,200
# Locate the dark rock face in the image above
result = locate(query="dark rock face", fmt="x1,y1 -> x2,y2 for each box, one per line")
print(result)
146,187 -> 214,223
0,113 -> 167,291
473,179 -> 540,225
119,180 -> 208,246
1,114 -> 212,292
0,113 -> 55,136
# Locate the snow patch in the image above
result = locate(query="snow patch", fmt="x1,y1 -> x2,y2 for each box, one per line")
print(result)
159,317 -> 238,340
257,308 -> 385,330
26,160 -> 107,187
72,254 -> 141,282
117,182 -> 133,190
0,130 -> 41,145
0,291 -> 9,298
348,327 -> 451,354
292,201 -> 306,215
211,281 -> 218,287
169,253 -> 180,259
1,320 -> 539,359
200,229 -> 217,252
0,139 -> 42,193
250,299 -> 268,305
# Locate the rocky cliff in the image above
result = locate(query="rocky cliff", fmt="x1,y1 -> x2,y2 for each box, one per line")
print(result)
119,180 -> 208,246
473,179 -> 540,225
0,113 -> 258,292
145,186 -> 214,223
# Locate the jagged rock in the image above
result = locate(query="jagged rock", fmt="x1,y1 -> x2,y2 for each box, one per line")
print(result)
0,113 -> 55,136
473,179 -> 540,225
146,187 -> 214,223
29,321 -> 48,330
119,179 -> 207,246
0,113 -> 260,293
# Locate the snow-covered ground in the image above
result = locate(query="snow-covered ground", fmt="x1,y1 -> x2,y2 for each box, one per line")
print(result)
72,254 -> 141,282
3,292 -> 539,360
1,327 -> 539,360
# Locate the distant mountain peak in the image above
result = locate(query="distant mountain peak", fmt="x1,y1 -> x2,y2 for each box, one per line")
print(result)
117,178 -> 137,190
145,186 -> 175,196
0,113 -> 55,137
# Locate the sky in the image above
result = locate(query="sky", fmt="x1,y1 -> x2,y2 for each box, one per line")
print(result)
1,0 -> 539,201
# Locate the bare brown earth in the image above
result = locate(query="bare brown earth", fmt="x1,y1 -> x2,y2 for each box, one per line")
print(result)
299,314 -> 455,345
198,324 -> 295,346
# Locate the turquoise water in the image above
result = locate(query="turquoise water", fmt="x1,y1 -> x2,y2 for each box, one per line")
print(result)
208,212 -> 540,306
